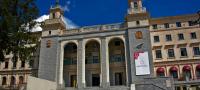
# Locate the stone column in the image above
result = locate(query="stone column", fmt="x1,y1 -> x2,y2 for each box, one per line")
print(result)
58,42 -> 64,87
77,39 -> 86,88
100,37 -> 110,87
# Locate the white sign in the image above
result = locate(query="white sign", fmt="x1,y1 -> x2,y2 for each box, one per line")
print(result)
134,51 -> 150,75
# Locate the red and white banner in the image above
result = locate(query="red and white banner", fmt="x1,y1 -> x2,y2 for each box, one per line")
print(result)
134,51 -> 150,75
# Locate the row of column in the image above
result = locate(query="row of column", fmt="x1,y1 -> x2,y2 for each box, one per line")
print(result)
59,36 -> 128,88
77,38 -> 110,88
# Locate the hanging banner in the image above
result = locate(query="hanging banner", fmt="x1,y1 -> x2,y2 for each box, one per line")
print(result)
134,51 -> 150,75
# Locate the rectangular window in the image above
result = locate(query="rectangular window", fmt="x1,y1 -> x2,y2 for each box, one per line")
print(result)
134,2 -> 138,9
176,22 -> 182,27
190,32 -> 197,39
152,24 -> 158,29
168,49 -> 175,58
154,36 -> 160,42
155,50 -> 162,59
178,33 -> 184,40
193,47 -> 200,56
180,48 -> 188,57
136,21 -> 140,25
115,41 -> 120,46
188,21 -> 193,26
93,56 -> 99,63
5,62 -> 8,69
166,34 -> 172,41
13,61 -> 17,69
164,23 -> 170,28
21,61 -> 25,68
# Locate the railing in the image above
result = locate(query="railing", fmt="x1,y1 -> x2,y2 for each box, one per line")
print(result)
64,59 -> 77,65
128,7 -> 146,14
109,55 -> 125,63
64,23 -> 124,35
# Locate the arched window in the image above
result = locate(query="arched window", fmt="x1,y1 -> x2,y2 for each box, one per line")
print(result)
170,67 -> 178,79
10,76 -> 16,85
196,64 -> 200,79
156,67 -> 165,77
183,65 -> 192,81
2,77 -> 7,85
19,76 -> 24,84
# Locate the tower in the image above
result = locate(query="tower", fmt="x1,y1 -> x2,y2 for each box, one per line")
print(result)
41,0 -> 66,37
126,0 -> 150,27
128,0 -> 145,14
125,0 -> 153,85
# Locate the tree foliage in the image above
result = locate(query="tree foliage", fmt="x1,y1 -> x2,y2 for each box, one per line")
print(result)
0,0 -> 39,62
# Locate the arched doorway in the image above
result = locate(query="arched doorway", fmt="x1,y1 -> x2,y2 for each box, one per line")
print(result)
182,65 -> 192,81
85,40 -> 100,87
156,67 -> 165,77
2,77 -> 7,85
109,38 -> 126,86
169,67 -> 178,79
63,42 -> 77,87
10,76 -> 16,85
19,76 -> 24,84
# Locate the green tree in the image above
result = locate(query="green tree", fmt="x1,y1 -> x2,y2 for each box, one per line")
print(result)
0,0 -> 39,62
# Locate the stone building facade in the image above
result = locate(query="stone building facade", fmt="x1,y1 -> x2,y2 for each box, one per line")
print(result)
150,14 -> 200,90
37,0 -> 174,90
0,32 -> 40,90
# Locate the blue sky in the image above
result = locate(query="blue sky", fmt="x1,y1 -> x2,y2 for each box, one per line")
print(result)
36,0 -> 200,27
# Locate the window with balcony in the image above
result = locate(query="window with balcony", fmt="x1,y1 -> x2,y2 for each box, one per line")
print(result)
164,23 -> 170,28
176,22 -> 182,27
168,49 -> 175,58
193,47 -> 200,56
180,48 -> 188,57
154,36 -> 160,42
152,24 -> 158,29
191,32 -> 197,39
166,34 -> 172,41
155,50 -> 162,59
178,33 -> 184,40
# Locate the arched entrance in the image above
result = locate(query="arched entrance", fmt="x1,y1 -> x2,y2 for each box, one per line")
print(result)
85,40 -> 101,87
108,38 -> 126,86
63,42 -> 77,87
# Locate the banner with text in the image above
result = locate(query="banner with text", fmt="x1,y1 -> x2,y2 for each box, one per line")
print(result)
134,51 -> 150,75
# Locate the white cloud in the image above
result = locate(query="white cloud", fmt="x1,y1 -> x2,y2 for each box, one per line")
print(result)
61,1 -> 71,12
31,14 -> 78,32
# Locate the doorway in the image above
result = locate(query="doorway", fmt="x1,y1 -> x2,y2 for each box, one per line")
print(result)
115,72 -> 123,85
70,75 -> 77,87
92,74 -> 100,86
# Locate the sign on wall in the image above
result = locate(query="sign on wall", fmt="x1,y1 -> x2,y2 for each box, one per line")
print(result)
134,51 -> 150,75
